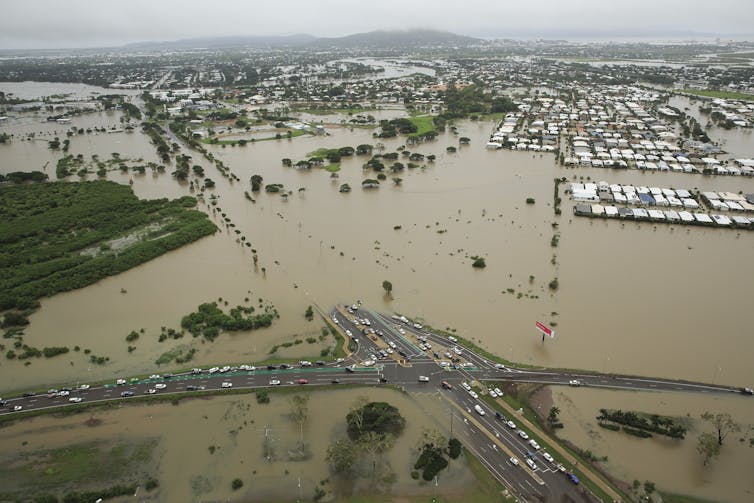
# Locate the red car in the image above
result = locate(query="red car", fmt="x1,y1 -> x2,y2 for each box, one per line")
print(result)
441,381 -> 452,390
297,379 -> 309,385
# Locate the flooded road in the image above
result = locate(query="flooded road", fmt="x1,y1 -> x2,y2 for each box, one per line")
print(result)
1,81 -> 753,498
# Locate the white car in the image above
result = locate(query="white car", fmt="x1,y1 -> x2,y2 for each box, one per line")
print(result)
413,323 -> 423,329
557,464 -> 567,473
154,383 -> 167,389
13,405 -> 22,411
509,456 -> 520,466
220,366 -> 231,373
448,336 -> 458,343
246,366 -> 256,372
489,390 -> 498,398
116,379 -> 126,385
78,384 -> 90,390
529,439 -> 541,450
57,390 -> 70,397
418,376 -> 430,382
469,390 -> 479,399
149,374 -> 161,379
269,379 -> 281,386
461,382 -> 471,391
569,379 -> 582,387
494,388 -> 503,396
526,458 -> 538,471
209,367 -> 220,374
299,360 -> 312,367
542,452 -> 555,464
69,397 -> 83,403
146,389 -> 156,394
221,382 -> 233,388
363,360 -> 375,367
518,430 -> 529,440
345,329 -> 353,338
506,420 -> 517,429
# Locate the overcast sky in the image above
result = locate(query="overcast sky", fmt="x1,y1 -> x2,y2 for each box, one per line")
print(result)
3,0 -> 754,49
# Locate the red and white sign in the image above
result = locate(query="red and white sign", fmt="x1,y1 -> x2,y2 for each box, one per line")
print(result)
535,321 -> 555,338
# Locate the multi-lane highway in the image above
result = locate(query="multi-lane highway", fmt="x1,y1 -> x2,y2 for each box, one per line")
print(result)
1,304 -> 751,502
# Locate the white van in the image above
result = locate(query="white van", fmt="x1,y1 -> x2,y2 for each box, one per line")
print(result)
474,404 -> 485,416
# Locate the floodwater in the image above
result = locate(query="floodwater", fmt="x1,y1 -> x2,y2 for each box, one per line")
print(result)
549,386 -> 754,503
1,82 -> 753,497
0,387 -> 476,502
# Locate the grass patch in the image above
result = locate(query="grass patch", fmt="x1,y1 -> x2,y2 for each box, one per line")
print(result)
408,115 -> 436,137
660,492 -> 720,503
324,163 -> 341,173
675,89 -> 754,101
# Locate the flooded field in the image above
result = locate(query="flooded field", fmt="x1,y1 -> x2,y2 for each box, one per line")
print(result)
550,386 -> 754,502
0,387 -> 476,502
1,81 -> 753,498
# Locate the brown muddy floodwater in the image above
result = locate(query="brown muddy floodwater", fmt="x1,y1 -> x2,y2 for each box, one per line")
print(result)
0,387 -> 475,502
1,82 -> 753,498
549,386 -> 754,503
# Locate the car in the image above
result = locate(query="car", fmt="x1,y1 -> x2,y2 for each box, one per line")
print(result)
0,399 -> 6,407
186,385 -> 198,391
461,382 -> 471,391
297,379 -> 309,385
120,391 -> 134,397
146,389 -> 156,394
526,458 -> 538,471
69,397 -> 83,403
507,420 -> 517,429
528,439 -> 540,450
495,411 -> 504,420
345,330 -> 353,338
494,388 -> 503,396
363,360 -> 375,367
567,473 -> 580,484
418,376 -> 429,383
78,385 -> 90,391
378,377 -> 389,383
331,379 -> 340,384
315,360 -> 326,366
191,368 -> 203,374
221,382 -> 233,388
489,390 -> 498,398
448,336 -> 458,343
345,366 -> 355,373
469,391 -> 478,399
494,363 -> 505,369
299,360 -> 312,367
246,366 -> 256,372
332,317 -> 339,324
13,405 -> 23,411
154,383 -> 167,389
280,363 -> 291,369
474,404 -> 486,416
557,464 -> 567,473
441,381 -> 452,390
509,456 -> 520,466
740,387 -> 754,395
413,323 -> 423,329
569,379 -> 582,387
209,367 -> 220,374
269,379 -> 281,386
386,348 -> 394,354
542,452 -> 555,464
350,304 -> 358,311
22,392 -> 35,397
518,430 -> 530,440
149,374 -> 161,379
116,379 -> 126,385
57,390 -> 70,397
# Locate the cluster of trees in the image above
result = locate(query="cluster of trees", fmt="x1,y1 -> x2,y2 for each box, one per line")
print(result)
141,122 -> 172,162
0,181 -> 216,314
0,171 -> 48,184
413,430 -> 462,481
180,302 -> 276,341
597,409 -> 687,439
438,84 -> 517,122
377,118 -> 419,138
326,400 -> 406,478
